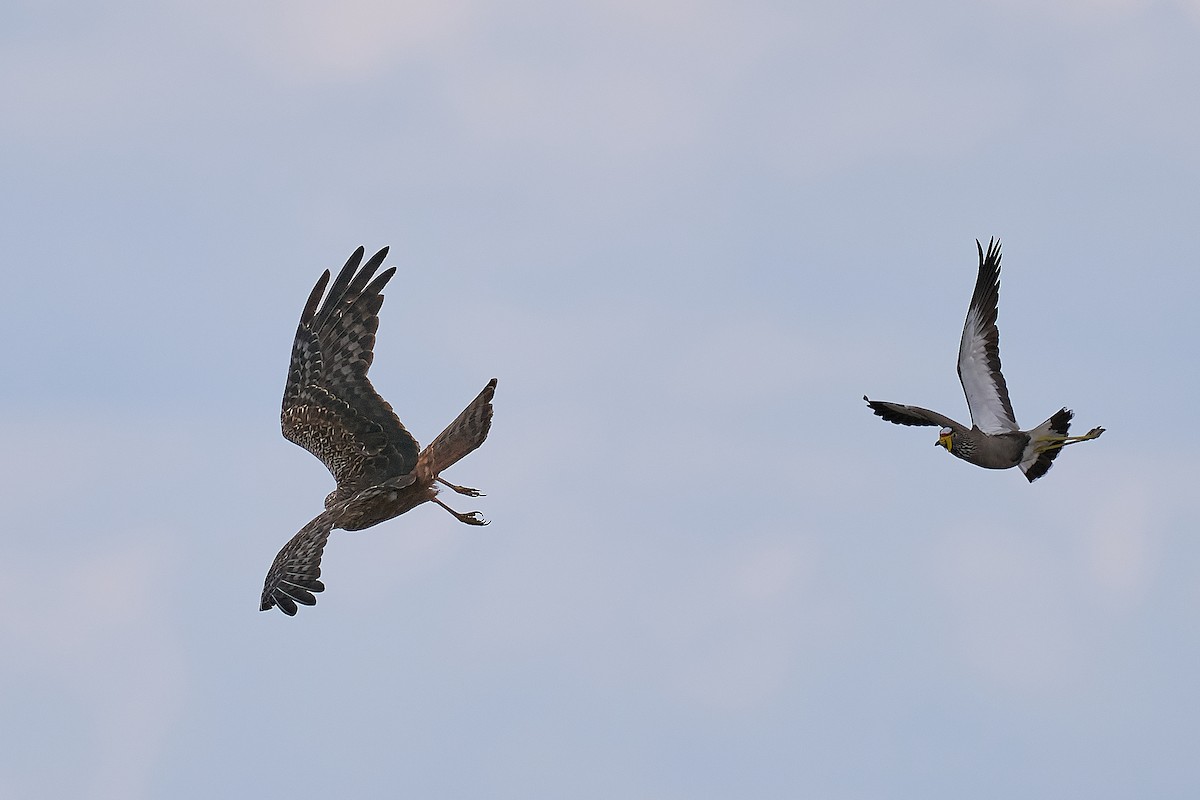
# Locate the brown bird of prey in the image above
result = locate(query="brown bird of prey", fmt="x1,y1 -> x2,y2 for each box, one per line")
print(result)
261,246 -> 497,615
864,238 -> 1103,482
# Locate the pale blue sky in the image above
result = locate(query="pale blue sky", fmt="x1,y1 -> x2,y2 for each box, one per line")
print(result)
3,1 -> 1199,798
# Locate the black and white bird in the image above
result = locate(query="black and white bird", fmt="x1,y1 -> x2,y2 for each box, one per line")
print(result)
864,238 -> 1103,482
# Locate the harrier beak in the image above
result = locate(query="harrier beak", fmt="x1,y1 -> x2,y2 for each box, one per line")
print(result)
936,432 -> 953,451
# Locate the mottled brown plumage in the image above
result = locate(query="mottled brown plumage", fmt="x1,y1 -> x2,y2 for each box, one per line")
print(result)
261,246 -> 497,616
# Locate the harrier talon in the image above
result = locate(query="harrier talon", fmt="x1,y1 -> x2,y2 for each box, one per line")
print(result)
438,477 -> 485,497
433,497 -> 489,526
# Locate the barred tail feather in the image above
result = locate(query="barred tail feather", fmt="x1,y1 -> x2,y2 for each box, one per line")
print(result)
1018,408 -> 1073,483
417,379 -> 497,478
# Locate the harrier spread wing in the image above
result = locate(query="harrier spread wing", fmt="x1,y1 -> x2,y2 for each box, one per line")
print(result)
282,246 -> 420,503
260,477 -> 417,615
863,396 -> 965,431
957,239 -> 1019,434
260,507 -> 337,615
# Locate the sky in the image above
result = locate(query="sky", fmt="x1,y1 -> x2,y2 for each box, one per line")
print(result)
2,0 -> 1200,797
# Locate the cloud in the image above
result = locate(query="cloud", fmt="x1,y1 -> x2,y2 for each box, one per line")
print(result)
217,0 -> 475,82
1079,475 -> 1158,600
0,541 -> 187,800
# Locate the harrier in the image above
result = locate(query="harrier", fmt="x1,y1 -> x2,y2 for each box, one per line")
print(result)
864,238 -> 1103,482
261,246 -> 497,615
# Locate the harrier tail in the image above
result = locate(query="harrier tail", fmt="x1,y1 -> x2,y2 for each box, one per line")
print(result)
417,379 -> 497,479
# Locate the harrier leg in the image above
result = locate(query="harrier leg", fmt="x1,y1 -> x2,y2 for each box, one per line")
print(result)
437,477 -> 484,497
432,496 -> 489,526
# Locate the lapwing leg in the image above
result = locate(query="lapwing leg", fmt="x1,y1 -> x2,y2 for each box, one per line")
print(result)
1054,426 -> 1105,444
432,496 -> 489,526
1038,427 -> 1106,452
437,477 -> 484,497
